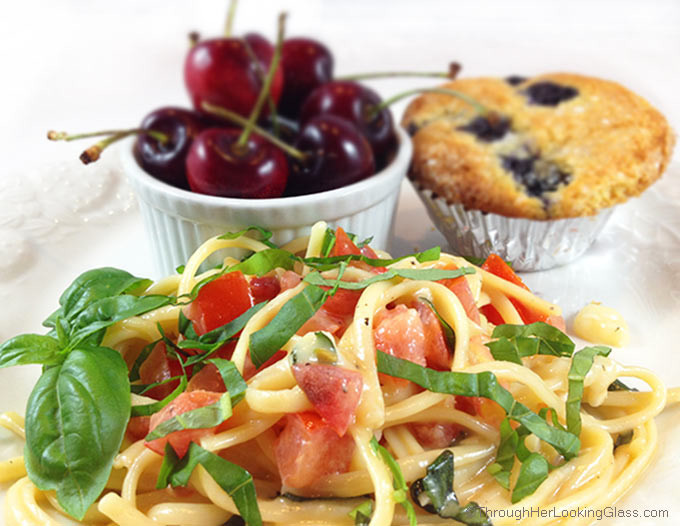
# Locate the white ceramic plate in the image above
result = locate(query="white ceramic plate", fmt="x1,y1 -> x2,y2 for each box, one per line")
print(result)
1,156 -> 678,525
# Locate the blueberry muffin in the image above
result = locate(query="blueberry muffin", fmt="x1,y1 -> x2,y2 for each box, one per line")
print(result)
402,73 -> 675,220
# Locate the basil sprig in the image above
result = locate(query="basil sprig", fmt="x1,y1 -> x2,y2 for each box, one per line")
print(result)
157,442 -> 262,526
410,450 -> 491,525
485,322 -> 575,365
369,437 -> 417,526
0,267 -> 168,520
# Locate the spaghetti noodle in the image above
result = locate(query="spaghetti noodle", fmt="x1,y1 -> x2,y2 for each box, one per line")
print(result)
0,221 -> 677,526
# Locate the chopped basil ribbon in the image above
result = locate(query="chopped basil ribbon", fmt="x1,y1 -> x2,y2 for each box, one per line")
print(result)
131,375 -> 188,417
129,339 -> 160,382
376,350 -> 580,460
418,297 -> 456,351
487,418 -> 521,490
608,378 -> 638,392
145,392 -> 232,441
219,226 -> 278,249
208,358 -> 248,406
566,345 -> 611,435
179,302 -> 268,365
369,437 -> 417,526
189,248 -> 296,299
320,227 -> 337,257
157,442 -> 262,526
511,452 -> 549,503
487,417 -> 554,503
349,501 -> 373,526
304,267 -> 475,291
410,450 -> 491,526
485,322 -> 575,365
249,285 -> 328,368
301,246 -> 441,271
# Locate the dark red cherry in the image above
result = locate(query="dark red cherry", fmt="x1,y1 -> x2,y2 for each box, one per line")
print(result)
186,128 -> 288,198
243,32 -> 274,60
133,107 -> 205,189
299,81 -> 396,167
288,115 -> 375,195
184,37 -> 284,120
279,37 -> 334,118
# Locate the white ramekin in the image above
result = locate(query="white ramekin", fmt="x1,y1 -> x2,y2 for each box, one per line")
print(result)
121,126 -> 412,276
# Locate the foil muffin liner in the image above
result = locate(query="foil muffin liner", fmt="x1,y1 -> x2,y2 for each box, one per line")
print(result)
414,183 -> 615,271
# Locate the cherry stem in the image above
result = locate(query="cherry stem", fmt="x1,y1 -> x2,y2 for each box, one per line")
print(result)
235,12 -> 286,150
47,128 -> 168,143
47,128 -> 170,165
370,87 -> 492,120
242,38 -> 280,137
224,0 -> 238,37
203,101 -> 306,161
338,62 -> 461,82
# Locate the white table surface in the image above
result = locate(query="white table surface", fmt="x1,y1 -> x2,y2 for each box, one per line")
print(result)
0,1 -> 679,525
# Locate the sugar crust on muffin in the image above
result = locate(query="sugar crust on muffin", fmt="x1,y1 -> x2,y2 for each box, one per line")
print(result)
402,73 -> 675,219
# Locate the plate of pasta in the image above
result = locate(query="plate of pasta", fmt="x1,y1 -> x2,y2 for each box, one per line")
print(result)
1,166 -> 679,526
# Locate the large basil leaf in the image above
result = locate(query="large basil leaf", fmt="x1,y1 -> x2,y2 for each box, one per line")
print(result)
0,334 -> 63,368
57,267 -> 152,321
67,294 -> 171,348
23,346 -> 131,520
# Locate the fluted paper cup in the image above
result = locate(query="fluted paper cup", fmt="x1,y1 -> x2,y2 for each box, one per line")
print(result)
414,183 -> 614,271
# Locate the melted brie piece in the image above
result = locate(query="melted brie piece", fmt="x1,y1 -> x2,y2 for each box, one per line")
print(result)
573,301 -> 630,347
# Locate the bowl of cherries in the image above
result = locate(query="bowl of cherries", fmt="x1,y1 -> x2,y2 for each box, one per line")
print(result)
50,11 -> 459,275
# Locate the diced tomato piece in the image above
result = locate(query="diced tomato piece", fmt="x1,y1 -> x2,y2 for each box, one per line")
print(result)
481,254 -> 549,325
185,271 -> 254,335
274,412 -> 354,489
408,422 -> 465,449
139,342 -> 182,400
243,349 -> 287,380
374,305 -> 427,366
126,416 -> 151,442
374,305 -> 427,387
545,314 -> 566,331
292,363 -> 363,436
440,275 -> 480,324
298,307 -> 343,336
250,276 -> 280,304
455,396 -> 505,429
280,270 -> 302,291
480,304 -> 505,326
146,390 -> 225,458
323,288 -> 362,319
331,227 -> 386,273
186,363 -> 226,392
412,301 -> 451,371
330,227 -> 362,257
299,288 -> 362,337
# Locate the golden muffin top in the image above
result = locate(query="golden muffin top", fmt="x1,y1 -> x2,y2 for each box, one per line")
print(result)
401,73 -> 675,219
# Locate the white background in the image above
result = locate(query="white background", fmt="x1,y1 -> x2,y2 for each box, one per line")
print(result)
0,1 -> 679,525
